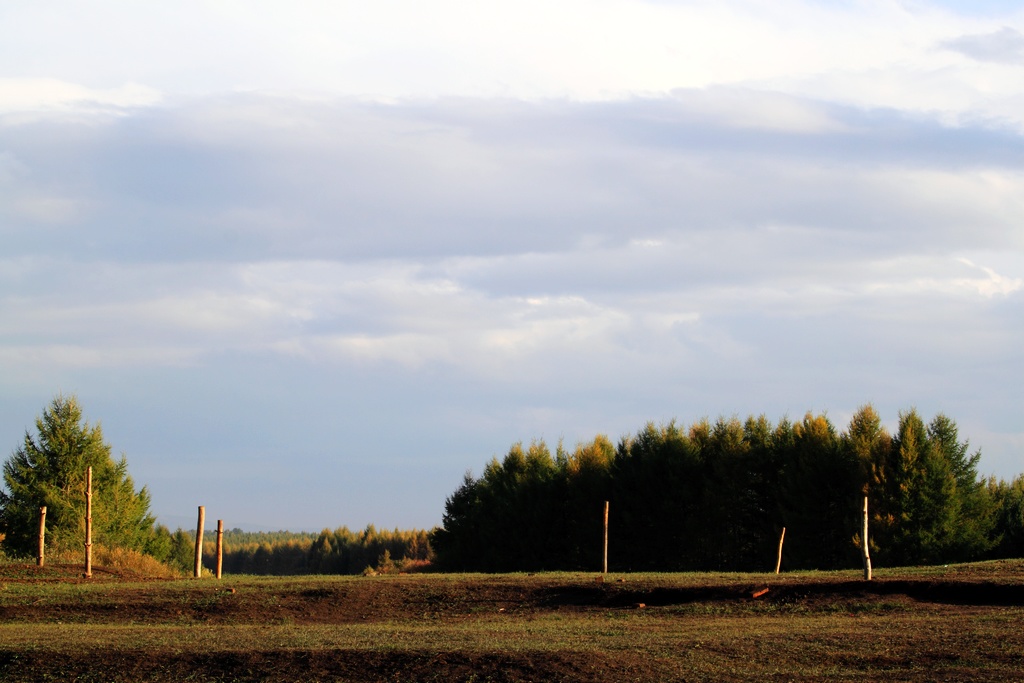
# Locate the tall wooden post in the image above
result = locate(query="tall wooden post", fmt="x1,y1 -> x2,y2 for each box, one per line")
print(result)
37,506 -> 47,568
194,506 -> 205,578
862,496 -> 872,581
775,527 -> 786,574
216,519 -> 224,580
84,466 -> 93,579
602,501 -> 609,574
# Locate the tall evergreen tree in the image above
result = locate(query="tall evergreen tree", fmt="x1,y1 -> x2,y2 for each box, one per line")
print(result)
0,395 -> 156,556
876,410 -> 991,565
444,441 -> 565,571
881,410 -> 937,564
612,421 -> 703,570
562,435 -> 614,569
988,475 -> 1024,559
431,472 -> 483,570
925,414 -> 993,560
701,416 -> 756,569
844,404 -> 891,495
777,413 -> 859,569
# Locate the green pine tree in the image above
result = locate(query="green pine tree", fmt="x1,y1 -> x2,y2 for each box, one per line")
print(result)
878,410 -> 992,565
0,395 -> 156,557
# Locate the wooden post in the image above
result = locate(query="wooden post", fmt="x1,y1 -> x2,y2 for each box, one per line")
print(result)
37,506 -> 46,568
862,496 -> 872,581
194,506 -> 205,578
602,501 -> 609,574
84,466 -> 93,579
775,527 -> 786,574
216,519 -> 224,580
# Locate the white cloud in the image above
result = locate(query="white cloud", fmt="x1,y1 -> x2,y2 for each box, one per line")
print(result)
668,88 -> 850,133
302,332 -> 455,369
941,26 -> 1024,63
0,79 -> 161,115
1,1 -> 1021,117
0,344 -> 199,370
954,258 -> 1024,296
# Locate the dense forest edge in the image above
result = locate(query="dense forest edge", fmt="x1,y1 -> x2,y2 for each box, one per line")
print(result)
1,396 -> 1022,575
432,406 -> 1024,573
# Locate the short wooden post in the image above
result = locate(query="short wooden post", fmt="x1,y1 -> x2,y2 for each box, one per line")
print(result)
194,506 -> 205,578
37,506 -> 47,567
84,466 -> 93,579
775,527 -> 786,574
216,519 -> 224,580
602,501 -> 609,574
862,496 -> 872,581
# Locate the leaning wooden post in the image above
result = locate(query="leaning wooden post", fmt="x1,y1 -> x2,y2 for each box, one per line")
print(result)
602,501 -> 609,574
775,527 -> 786,574
84,467 -> 93,579
216,519 -> 224,580
862,496 -> 872,581
194,506 -> 205,578
37,506 -> 47,567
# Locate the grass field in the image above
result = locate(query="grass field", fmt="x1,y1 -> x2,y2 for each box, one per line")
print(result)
1,559 -> 1023,681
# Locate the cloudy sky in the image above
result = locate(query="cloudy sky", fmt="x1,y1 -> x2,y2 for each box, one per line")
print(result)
1,0 -> 1022,532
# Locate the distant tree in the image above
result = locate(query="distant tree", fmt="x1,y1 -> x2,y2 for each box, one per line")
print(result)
924,414 -> 993,560
988,475 -> 1024,559
700,416 -> 755,569
844,404 -> 891,494
431,472 -> 485,571
556,436 -> 611,568
874,410 -> 993,565
778,412 -> 860,569
166,528 -> 195,573
612,421 -> 703,570
0,395 -> 156,557
476,441 -> 563,571
145,524 -> 174,563
877,410 -> 944,564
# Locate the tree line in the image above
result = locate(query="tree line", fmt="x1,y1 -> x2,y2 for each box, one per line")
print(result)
201,526 -> 433,575
3,396 -> 1022,575
432,407 -> 1023,572
67,524 -> 433,576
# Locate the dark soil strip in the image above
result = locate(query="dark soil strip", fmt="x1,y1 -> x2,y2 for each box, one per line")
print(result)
0,648 -> 653,683
541,579 -> 1024,609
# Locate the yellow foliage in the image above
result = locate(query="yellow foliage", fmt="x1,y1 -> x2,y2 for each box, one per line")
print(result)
41,544 -> 183,578
91,545 -> 183,578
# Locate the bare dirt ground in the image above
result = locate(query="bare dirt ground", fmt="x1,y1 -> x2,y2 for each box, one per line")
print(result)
2,560 -> 1023,681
